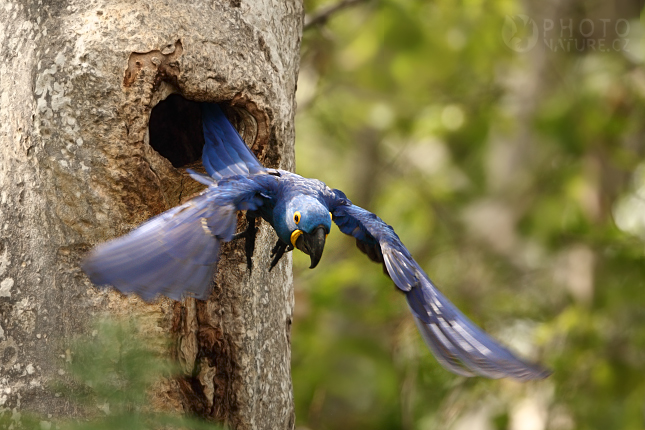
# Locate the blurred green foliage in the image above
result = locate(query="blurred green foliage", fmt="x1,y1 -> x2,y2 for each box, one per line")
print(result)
0,319 -> 216,430
293,1 -> 645,429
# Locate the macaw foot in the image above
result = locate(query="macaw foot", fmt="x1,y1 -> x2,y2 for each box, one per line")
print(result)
233,212 -> 258,272
269,239 -> 293,271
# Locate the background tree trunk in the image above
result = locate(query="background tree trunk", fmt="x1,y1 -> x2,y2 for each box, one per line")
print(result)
0,2 -> 302,429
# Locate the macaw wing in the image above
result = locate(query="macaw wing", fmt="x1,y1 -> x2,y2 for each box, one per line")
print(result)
82,177 -> 270,302
331,202 -> 550,381
201,103 -> 265,180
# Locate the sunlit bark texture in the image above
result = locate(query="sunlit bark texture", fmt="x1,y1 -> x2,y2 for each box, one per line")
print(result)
0,1 -> 303,429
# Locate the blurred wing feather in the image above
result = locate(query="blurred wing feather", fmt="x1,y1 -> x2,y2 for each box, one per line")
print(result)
83,177 -> 270,302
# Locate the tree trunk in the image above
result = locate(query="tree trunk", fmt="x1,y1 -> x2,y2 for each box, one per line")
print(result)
0,2 -> 302,429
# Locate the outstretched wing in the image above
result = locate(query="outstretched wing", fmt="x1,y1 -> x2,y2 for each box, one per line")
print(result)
82,176 -> 271,302
201,103 -> 265,180
331,200 -> 550,381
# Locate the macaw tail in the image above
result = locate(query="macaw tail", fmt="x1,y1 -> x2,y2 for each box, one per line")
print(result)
201,103 -> 264,181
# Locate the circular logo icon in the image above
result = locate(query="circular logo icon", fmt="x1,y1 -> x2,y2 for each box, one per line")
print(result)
502,15 -> 538,53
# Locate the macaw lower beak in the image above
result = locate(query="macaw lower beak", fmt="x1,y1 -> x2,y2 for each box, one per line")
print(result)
292,225 -> 327,269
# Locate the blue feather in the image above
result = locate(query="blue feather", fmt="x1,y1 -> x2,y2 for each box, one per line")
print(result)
83,192 -> 221,301
332,203 -> 550,381
201,103 -> 264,180
83,177 -> 272,301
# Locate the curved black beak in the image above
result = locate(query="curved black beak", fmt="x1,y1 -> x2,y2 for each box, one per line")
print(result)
295,225 -> 327,269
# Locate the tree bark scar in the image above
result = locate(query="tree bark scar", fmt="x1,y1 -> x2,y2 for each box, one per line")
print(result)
123,40 -> 184,89
172,286 -> 240,425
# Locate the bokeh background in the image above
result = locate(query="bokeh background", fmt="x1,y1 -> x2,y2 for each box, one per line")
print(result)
291,1 -> 645,429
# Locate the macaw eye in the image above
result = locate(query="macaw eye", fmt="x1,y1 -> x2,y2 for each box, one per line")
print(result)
294,211 -> 301,224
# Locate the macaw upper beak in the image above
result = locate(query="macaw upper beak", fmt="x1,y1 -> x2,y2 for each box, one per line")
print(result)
293,225 -> 327,269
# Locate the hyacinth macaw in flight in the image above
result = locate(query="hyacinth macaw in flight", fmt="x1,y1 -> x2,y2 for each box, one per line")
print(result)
83,103 -> 550,381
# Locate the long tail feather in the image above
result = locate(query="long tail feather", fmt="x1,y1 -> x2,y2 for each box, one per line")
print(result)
201,103 -> 264,180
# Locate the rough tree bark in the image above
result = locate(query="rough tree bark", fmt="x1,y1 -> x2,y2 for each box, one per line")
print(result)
0,1 -> 303,429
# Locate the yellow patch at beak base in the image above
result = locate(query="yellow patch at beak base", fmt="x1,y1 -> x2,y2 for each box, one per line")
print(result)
290,229 -> 303,247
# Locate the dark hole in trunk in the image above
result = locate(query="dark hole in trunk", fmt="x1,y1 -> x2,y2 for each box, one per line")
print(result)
148,94 -> 205,168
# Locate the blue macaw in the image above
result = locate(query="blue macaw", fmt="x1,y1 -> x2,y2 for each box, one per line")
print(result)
83,103 -> 550,381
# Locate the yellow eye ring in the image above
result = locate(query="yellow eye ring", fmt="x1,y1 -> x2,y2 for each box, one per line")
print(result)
294,211 -> 301,224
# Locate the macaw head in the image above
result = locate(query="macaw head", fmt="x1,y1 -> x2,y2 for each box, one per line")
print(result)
280,196 -> 332,269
